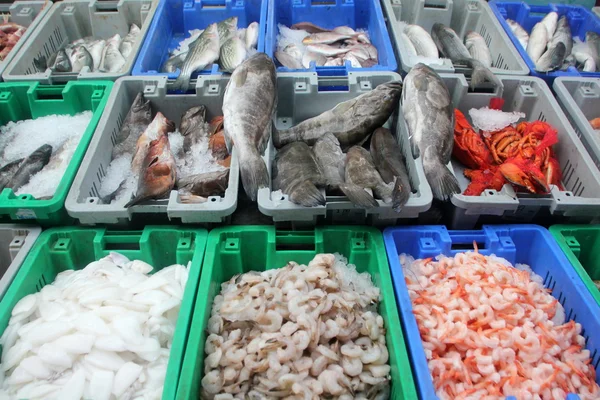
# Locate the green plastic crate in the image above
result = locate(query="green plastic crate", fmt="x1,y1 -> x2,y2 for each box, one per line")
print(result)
0,226 -> 208,400
0,80 -> 112,225
550,225 -> 600,308
176,226 -> 418,400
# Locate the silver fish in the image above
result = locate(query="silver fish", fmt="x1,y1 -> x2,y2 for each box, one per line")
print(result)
541,12 -> 558,37
302,51 -> 327,68
431,23 -> 501,88
274,81 -> 402,148
402,63 -> 460,201
465,31 -> 492,68
245,21 -> 259,50
572,45 -> 596,72
549,16 -> 572,55
345,146 -> 393,203
86,39 -> 106,71
273,142 -> 326,207
217,16 -> 238,42
220,35 -> 247,73
586,32 -> 600,72
0,158 -> 23,191
275,49 -> 303,69
119,23 -> 141,59
313,133 -> 377,208
401,32 -> 418,58
527,22 -> 549,63
70,45 -> 93,73
333,26 -> 356,35
535,41 -> 566,72
370,127 -> 412,211
506,19 -> 529,49
162,52 -> 187,73
305,44 -> 351,57
178,169 -> 229,203
404,25 -> 439,58
100,34 -> 126,73
291,22 -> 330,34
51,49 -> 71,73
172,23 -> 220,92
112,92 -> 153,159
222,53 -> 276,201
7,144 -> 52,192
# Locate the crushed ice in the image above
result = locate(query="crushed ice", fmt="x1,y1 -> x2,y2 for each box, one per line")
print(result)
469,107 -> 525,132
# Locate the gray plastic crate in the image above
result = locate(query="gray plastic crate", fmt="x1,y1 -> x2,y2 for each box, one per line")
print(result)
416,74 -> 600,229
257,72 -> 433,226
0,224 -> 40,301
381,0 -> 529,76
553,77 -> 600,172
2,0 -> 157,84
0,1 -> 52,81
65,75 -> 239,225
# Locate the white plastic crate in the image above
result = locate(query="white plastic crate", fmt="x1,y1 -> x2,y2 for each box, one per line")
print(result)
257,72 -> 433,226
0,224 -> 41,301
381,0 -> 529,76
411,74 -> 600,229
2,0 -> 157,84
65,76 -> 239,225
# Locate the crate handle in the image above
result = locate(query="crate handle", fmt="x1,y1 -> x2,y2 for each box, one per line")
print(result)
97,230 -> 144,252
447,230 -> 489,251
93,1 -> 120,13
311,0 -> 338,5
200,0 -> 228,9
33,86 -> 65,101
275,231 -> 316,251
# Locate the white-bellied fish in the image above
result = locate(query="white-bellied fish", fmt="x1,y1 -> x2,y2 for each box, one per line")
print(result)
465,31 -> 492,68
172,23 -> 220,92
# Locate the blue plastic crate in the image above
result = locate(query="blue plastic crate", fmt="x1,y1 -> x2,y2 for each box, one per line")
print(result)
490,2 -> 600,85
265,0 -> 397,76
383,224 -> 600,400
132,0 -> 268,78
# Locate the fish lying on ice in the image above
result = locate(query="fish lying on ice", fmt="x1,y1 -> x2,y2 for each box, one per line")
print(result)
111,92 -> 153,159
7,144 -> 52,192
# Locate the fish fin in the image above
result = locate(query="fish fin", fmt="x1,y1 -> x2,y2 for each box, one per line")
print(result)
257,119 -> 272,155
461,59 -> 503,90
124,193 -> 145,208
331,99 -> 355,116
171,70 -> 191,93
232,65 -> 248,87
410,136 -> 420,159
100,179 -> 127,204
239,146 -> 269,201
288,180 -> 326,207
392,176 -> 411,212
273,129 -> 295,149
423,147 -> 460,201
339,183 -> 378,208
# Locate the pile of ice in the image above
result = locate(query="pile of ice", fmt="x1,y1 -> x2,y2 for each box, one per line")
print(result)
469,107 -> 525,132
0,112 -> 92,198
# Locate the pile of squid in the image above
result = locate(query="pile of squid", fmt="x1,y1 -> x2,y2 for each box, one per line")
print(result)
401,250 -> 600,399
453,109 -> 563,196
0,21 -> 26,61
201,253 -> 391,399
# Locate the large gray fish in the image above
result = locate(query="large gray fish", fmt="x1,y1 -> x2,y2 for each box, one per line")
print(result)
464,31 -> 492,68
370,127 -> 412,211
222,53 -> 276,201
70,46 -> 93,73
431,23 -> 501,88
402,63 -> 460,201
217,17 -> 238,42
586,32 -> 600,71
313,133 -> 378,208
178,169 -> 229,203
162,52 -> 187,73
274,81 -> 402,149
220,35 -> 247,73
273,142 -> 326,207
120,24 -> 141,59
111,92 -> 153,159
404,25 -> 439,58
7,144 -> 52,192
536,16 -> 572,72
0,158 -> 23,191
506,19 -> 529,49
345,146 -> 393,203
172,23 -> 220,92
100,34 -> 126,73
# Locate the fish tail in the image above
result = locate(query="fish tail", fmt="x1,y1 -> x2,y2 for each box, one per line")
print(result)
124,194 -> 144,208
272,129 -> 296,149
465,59 -> 503,90
289,180 -> 326,207
339,183 -> 378,209
171,69 -> 191,93
239,146 -> 269,202
423,149 -> 460,201
392,176 -> 411,212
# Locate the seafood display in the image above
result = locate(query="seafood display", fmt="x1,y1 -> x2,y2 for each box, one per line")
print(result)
507,14 -> 600,73
0,112 -> 91,199
401,250 -> 600,399
0,252 -> 188,399
275,22 -> 378,69
202,253 -> 391,399
272,81 -> 412,211
166,17 -> 260,92
33,24 -> 141,74
453,107 -> 562,196
0,21 -> 27,61
98,93 -> 230,206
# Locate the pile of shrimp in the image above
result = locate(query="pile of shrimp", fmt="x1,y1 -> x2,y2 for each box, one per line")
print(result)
401,250 -> 600,400
201,253 -> 391,399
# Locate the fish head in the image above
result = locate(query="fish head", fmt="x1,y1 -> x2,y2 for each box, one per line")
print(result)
222,16 -> 238,29
31,144 -> 53,163
153,112 -> 176,134
180,105 -> 207,135
131,92 -> 152,119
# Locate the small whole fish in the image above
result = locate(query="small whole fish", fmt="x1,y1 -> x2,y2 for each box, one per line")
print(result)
290,22 -> 330,34
51,49 -> 72,72
333,26 -> 356,35
161,51 -> 187,73
220,35 -> 247,73
345,146 -> 393,203
87,39 -> 106,71
222,53 -> 276,201
217,16 -> 238,42
111,92 -> 153,159
370,127 -> 412,212
125,133 -> 176,207
7,144 -> 52,192
527,22 -> 549,63
100,34 -> 126,73
313,133 -> 378,208
401,31 -> 418,58
273,142 -> 326,207
465,31 -> 492,68
404,25 -> 439,58
302,32 -> 353,45
274,80 -> 402,148
506,19 -> 529,49
178,169 -> 229,203
402,63 -> 460,201
119,24 -> 140,59
245,21 -> 259,50
541,11 -> 559,37
0,158 -> 23,191
70,45 -> 93,73
305,44 -> 351,57
172,23 -> 220,92
131,112 -> 175,176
